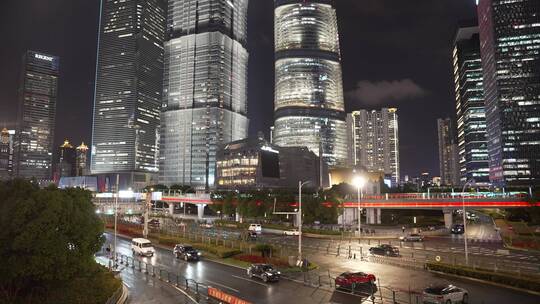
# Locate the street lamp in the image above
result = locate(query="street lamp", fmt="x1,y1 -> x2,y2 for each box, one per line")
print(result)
462,179 -> 475,266
298,180 -> 311,261
353,176 -> 366,235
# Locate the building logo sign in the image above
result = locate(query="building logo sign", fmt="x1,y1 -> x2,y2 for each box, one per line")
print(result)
35,53 -> 54,61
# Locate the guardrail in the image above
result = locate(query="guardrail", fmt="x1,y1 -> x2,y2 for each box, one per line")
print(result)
106,219 -> 538,277
104,282 -> 125,304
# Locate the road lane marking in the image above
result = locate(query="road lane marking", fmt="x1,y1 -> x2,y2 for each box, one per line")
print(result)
231,275 -> 269,287
206,280 -> 240,293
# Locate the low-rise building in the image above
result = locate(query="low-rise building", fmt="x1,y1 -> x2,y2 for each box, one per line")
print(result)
216,137 -> 328,190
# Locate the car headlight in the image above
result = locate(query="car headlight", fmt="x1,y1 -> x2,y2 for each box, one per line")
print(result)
197,252 -> 201,256
277,271 -> 281,275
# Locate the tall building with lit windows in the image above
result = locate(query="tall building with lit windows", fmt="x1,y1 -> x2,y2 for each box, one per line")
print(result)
159,0 -> 249,189
477,0 -> 540,185
437,118 -> 461,186
15,51 -> 59,181
347,108 -> 400,186
0,128 -> 15,180
452,24 -> 489,185
91,0 -> 166,188
272,0 -> 347,168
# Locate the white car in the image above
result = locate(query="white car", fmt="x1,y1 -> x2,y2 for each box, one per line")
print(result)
283,229 -> 300,236
422,285 -> 469,304
248,224 -> 262,234
131,238 -> 155,257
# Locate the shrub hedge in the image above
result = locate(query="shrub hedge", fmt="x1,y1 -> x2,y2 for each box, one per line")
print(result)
427,262 -> 540,292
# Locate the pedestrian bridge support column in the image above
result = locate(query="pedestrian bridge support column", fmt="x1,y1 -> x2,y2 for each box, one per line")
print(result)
367,208 -> 381,224
168,203 -> 174,216
197,204 -> 205,220
443,208 -> 453,229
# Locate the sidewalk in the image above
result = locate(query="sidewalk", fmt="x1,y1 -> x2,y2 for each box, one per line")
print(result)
96,254 -> 197,304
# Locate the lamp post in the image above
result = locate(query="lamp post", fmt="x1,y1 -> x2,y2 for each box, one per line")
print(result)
353,176 -> 366,235
113,174 -> 119,268
462,179 -> 475,266
298,180 -> 311,261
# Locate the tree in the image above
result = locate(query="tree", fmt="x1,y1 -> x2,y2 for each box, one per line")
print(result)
0,180 -> 105,302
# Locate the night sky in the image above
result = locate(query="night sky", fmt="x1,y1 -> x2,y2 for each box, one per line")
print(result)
0,0 -> 478,178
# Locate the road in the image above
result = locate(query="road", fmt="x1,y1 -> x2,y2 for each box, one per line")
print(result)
103,233 -> 368,304
103,231 -> 539,304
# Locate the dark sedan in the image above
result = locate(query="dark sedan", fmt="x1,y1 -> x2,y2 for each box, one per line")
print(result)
247,264 -> 280,282
369,244 -> 400,257
173,244 -> 201,261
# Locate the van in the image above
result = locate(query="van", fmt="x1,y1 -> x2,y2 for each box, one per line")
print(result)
131,238 -> 155,257
248,224 -> 262,234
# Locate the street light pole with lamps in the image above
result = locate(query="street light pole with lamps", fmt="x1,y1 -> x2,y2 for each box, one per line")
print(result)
353,176 -> 366,235
298,180 -> 311,261
462,179 -> 475,265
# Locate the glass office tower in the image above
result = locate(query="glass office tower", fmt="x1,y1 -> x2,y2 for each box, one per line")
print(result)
478,0 -> 540,185
347,108 -> 400,186
15,51 -> 59,181
437,118 -> 461,186
160,0 -> 249,188
452,25 -> 489,185
272,0 -> 347,168
91,0 -> 166,186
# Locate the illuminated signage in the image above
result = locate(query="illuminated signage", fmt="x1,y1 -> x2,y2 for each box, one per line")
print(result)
261,146 -> 279,154
208,287 -> 252,304
35,53 -> 54,61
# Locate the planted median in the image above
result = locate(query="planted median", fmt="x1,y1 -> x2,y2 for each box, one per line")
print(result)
427,262 -> 540,292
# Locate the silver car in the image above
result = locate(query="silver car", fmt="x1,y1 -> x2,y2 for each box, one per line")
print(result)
422,285 -> 469,304
399,233 -> 425,242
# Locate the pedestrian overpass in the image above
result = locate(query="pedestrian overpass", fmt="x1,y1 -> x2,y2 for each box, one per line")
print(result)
93,191 -> 537,227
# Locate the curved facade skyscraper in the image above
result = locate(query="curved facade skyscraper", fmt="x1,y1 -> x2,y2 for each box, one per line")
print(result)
160,0 -> 249,188
273,0 -> 347,167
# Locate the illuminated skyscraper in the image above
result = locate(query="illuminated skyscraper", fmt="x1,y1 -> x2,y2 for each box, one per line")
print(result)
452,25 -> 489,185
55,139 -> 76,178
91,0 -> 166,187
15,51 -> 59,180
437,118 -> 460,186
272,0 -> 347,168
76,142 -> 89,176
160,0 -> 249,188
347,109 -> 400,186
478,0 -> 540,185
0,128 -> 15,180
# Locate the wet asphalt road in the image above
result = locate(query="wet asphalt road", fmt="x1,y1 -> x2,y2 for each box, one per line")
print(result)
103,233 -> 369,304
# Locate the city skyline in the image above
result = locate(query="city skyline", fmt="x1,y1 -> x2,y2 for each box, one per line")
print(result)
0,0 -> 487,178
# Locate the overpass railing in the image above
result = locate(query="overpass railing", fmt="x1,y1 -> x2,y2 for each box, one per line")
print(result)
357,192 -> 529,201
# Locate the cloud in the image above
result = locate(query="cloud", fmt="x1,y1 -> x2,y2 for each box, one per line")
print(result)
347,79 -> 427,105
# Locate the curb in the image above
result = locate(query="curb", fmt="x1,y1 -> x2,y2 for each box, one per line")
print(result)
116,283 -> 129,304
428,270 -> 540,296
